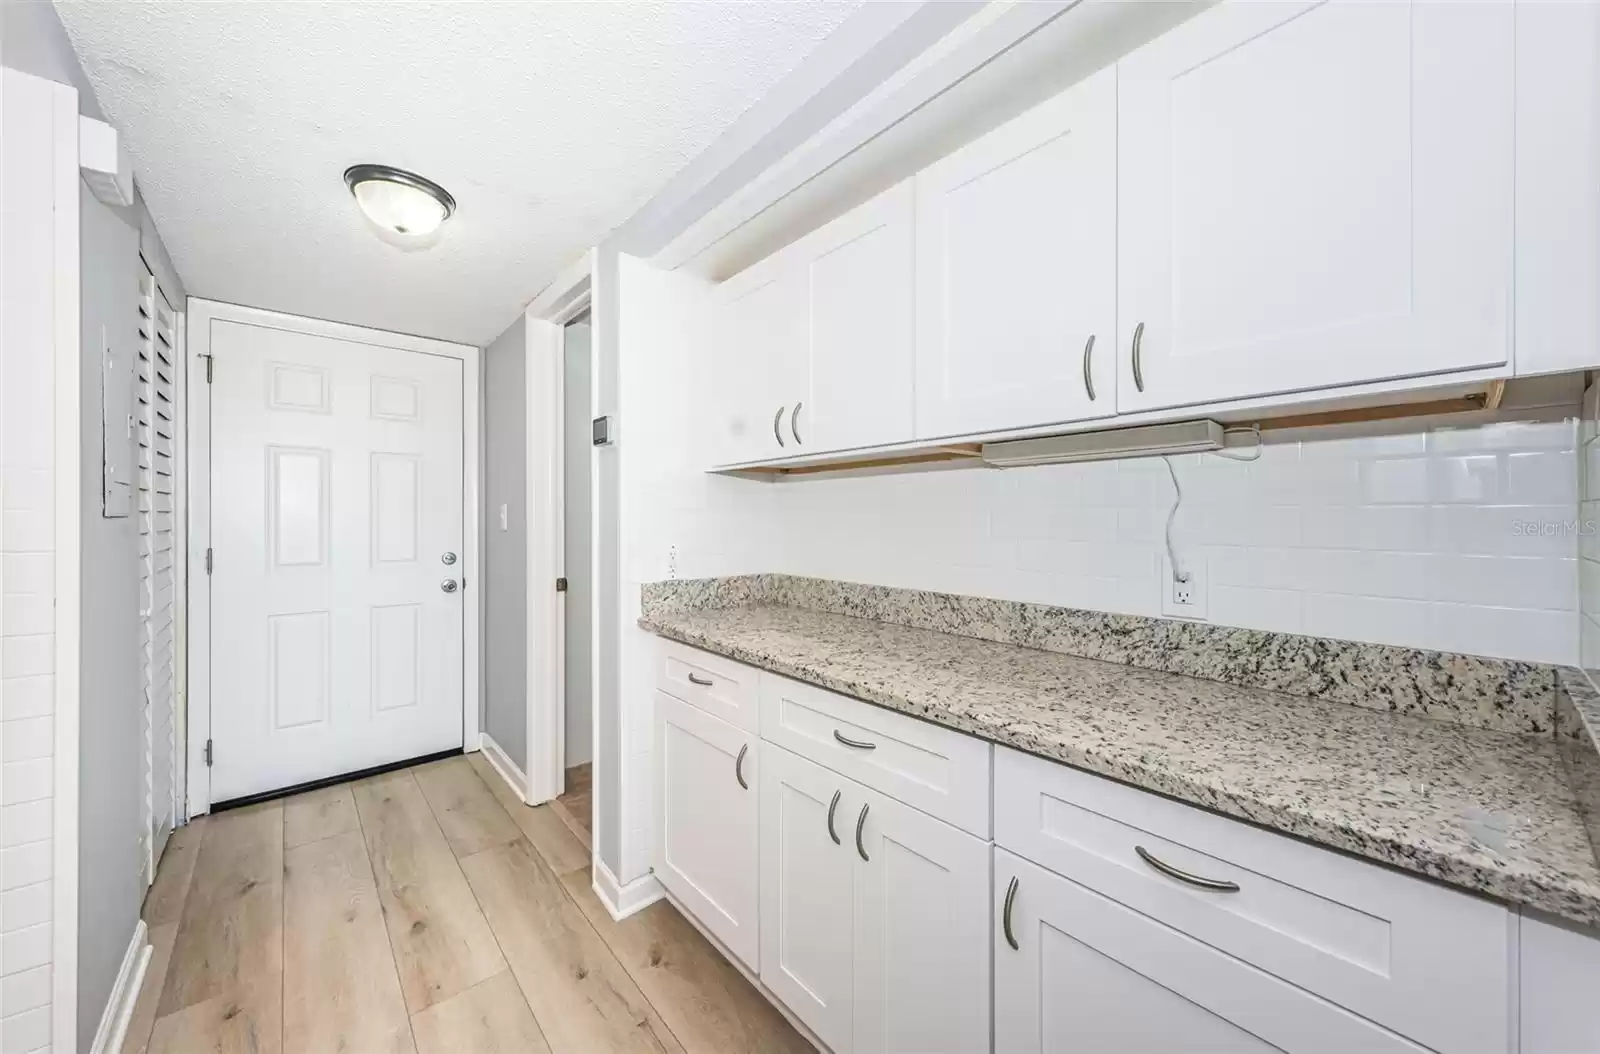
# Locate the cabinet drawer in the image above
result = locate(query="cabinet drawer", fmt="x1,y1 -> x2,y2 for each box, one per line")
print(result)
759,672 -> 991,837
656,641 -> 758,733
995,747 -> 1509,1054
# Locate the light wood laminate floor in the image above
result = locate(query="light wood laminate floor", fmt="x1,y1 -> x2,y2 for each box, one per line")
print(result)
122,753 -> 811,1054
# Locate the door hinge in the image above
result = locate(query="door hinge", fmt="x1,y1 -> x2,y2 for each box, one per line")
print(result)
205,547 -> 213,574
556,577 -> 568,592
203,354 -> 213,384
203,739 -> 214,767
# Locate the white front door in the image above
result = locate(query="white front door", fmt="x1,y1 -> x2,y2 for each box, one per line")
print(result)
210,318 -> 465,802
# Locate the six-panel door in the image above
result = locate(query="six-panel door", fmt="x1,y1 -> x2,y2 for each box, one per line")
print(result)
914,65 -> 1118,440
1115,0 -> 1513,413
653,691 -> 760,971
760,743 -> 858,1053
853,784 -> 990,1054
210,319 -> 465,801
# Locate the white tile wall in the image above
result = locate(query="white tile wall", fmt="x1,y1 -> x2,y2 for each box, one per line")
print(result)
1,69 -> 61,1046
1577,379 -> 1600,685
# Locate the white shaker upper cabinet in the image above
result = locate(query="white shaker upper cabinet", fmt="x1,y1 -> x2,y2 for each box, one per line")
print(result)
914,65 -> 1117,441
1115,0 -> 1513,414
706,252 -> 806,466
800,181 -> 915,456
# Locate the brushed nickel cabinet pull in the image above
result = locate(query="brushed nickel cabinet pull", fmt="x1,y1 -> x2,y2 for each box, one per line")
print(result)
687,673 -> 713,687
1135,845 -> 1241,893
833,730 -> 877,751
827,790 -> 842,845
1131,321 -> 1146,393
735,744 -> 749,790
1082,334 -> 1096,401
1002,875 -> 1020,950
791,401 -> 804,445
774,405 -> 787,447
855,803 -> 871,862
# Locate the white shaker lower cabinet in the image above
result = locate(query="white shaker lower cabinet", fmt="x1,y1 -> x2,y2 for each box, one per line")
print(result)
760,743 -> 859,1053
993,848 -> 1422,1054
759,741 -> 991,1054
853,781 -> 990,1054
1115,0 -> 1513,413
653,691 -> 760,971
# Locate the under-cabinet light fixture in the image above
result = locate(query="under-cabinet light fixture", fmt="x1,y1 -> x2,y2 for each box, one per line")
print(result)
980,420 -> 1225,467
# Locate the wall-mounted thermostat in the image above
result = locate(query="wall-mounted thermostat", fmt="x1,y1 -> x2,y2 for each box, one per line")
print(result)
592,415 -> 614,446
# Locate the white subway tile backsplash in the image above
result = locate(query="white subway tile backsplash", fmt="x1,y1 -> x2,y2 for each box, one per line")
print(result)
1208,584 -> 1304,633
0,677 -> 51,721
0,760 -> 51,806
0,965 -> 50,1015
1303,593 -> 1436,650
0,841 -> 49,895
0,596 -> 51,638
1506,449 -> 1579,504
0,801 -> 49,847
1361,457 -> 1431,504
1,717 -> 51,764
0,881 -> 50,931
0,1006 -> 49,1053
0,922 -> 50,973
0,510 -> 52,555
1431,454 -> 1502,503
0,636 -> 51,679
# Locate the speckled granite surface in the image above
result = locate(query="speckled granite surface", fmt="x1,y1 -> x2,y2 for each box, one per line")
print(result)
1558,669 -> 1600,875
641,600 -> 1600,926
641,575 -> 1556,735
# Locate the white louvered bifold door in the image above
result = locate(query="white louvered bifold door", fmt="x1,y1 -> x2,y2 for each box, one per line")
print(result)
138,266 -> 177,884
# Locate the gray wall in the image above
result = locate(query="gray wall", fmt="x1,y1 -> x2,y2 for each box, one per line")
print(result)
563,321 -> 593,766
5,4 -> 188,1047
76,181 -> 143,1053
484,315 -> 528,770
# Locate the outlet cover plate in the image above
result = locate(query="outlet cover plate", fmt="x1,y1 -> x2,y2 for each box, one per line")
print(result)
1161,552 -> 1208,620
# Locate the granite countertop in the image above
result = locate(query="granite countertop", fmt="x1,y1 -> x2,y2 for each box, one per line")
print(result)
641,603 -> 1600,928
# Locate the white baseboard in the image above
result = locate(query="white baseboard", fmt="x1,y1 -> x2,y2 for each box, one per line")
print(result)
479,732 -> 528,804
593,858 -> 665,921
90,920 -> 150,1054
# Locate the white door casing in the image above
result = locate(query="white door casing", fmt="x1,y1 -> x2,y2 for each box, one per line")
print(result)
206,312 -> 471,802
1115,0 -> 1513,412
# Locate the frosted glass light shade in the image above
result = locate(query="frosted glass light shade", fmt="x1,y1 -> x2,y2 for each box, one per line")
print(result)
344,165 -> 455,237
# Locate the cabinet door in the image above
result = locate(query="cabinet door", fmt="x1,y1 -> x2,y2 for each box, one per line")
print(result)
994,849 -> 1422,1054
915,65 -> 1117,440
760,743 -> 857,1053
800,181 -> 915,455
852,787 -> 990,1054
1116,0 -> 1513,413
707,254 -> 806,465
653,692 -> 759,970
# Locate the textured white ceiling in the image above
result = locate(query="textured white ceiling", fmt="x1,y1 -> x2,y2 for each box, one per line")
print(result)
55,0 -> 861,344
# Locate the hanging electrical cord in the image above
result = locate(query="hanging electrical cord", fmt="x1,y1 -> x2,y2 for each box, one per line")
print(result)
1163,424 -> 1265,585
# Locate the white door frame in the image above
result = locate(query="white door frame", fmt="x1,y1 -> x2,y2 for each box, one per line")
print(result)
521,251 -> 594,805
184,298 -> 482,815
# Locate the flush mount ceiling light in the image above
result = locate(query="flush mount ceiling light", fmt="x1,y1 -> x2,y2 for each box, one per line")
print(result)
343,164 -> 456,238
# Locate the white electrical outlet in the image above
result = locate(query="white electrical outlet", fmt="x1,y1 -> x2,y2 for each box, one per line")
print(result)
1161,552 -> 1207,620
668,544 -> 679,580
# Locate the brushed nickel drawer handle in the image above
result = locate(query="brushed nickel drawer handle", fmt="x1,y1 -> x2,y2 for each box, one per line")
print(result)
827,790 -> 842,845
1002,875 -> 1020,950
1131,321 -> 1146,393
774,406 -> 786,447
735,744 -> 749,790
1082,334 -> 1096,401
686,673 -> 713,687
1135,845 -> 1240,893
833,730 -> 877,751
855,803 -> 871,862
790,401 -> 804,445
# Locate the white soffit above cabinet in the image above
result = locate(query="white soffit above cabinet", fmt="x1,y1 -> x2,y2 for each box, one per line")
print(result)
51,0 -> 866,344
